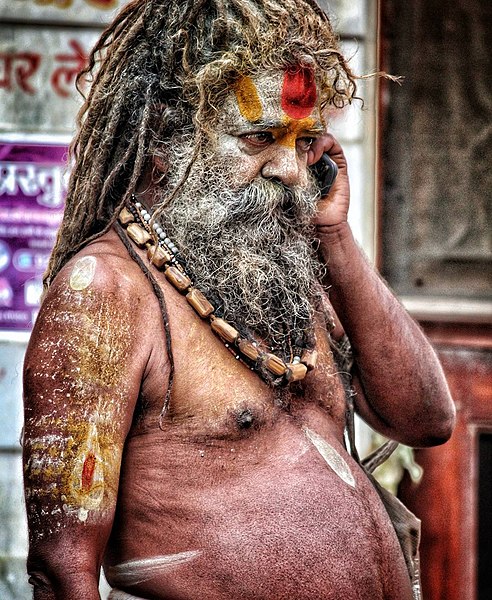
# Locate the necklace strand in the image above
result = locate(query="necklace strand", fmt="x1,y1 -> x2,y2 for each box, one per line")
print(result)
117,196 -> 318,385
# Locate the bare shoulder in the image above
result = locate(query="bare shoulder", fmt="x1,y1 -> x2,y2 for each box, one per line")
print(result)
36,229 -> 159,337
25,228 -> 168,407
46,228 -> 151,306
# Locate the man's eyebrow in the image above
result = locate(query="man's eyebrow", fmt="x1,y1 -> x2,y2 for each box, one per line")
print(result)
246,119 -> 325,134
245,118 -> 283,129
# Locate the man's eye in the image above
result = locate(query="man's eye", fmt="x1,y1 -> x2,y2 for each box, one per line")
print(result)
240,132 -> 274,147
297,137 -> 315,152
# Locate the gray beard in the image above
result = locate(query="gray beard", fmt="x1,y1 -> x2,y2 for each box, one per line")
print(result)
152,148 -> 324,359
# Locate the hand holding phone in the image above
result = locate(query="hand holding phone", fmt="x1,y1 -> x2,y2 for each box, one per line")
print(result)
310,153 -> 338,197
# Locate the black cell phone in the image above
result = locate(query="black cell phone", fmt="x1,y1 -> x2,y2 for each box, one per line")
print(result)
310,153 -> 338,197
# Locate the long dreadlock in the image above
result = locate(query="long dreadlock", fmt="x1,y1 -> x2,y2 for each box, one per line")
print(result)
44,0 -> 358,289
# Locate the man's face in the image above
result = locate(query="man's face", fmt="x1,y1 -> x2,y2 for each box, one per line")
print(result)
154,67 -> 325,358
215,67 -> 324,189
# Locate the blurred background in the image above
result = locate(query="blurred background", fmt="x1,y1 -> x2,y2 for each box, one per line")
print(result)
0,1 -> 490,598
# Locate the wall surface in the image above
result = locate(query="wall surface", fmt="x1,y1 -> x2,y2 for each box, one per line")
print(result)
381,1 -> 492,598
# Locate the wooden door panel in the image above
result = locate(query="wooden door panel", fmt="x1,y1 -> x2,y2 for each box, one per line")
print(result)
400,334 -> 492,600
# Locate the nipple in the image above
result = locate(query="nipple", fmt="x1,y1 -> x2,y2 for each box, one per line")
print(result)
236,408 -> 255,429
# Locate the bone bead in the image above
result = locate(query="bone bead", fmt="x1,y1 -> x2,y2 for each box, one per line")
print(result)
210,317 -> 239,343
118,206 -> 135,225
186,288 -> 214,318
264,353 -> 287,376
286,362 -> 308,382
126,222 -> 151,247
300,349 -> 318,371
147,244 -> 172,268
238,339 -> 260,361
164,266 -> 192,292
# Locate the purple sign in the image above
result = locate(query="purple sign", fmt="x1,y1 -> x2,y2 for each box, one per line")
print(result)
0,142 -> 68,331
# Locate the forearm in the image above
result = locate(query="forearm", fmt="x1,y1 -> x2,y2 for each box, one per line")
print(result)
317,221 -> 455,446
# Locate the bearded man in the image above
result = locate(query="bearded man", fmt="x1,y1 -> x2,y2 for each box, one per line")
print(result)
22,1 -> 455,599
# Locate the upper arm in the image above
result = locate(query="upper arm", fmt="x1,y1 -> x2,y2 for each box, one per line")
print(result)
23,251 -> 156,586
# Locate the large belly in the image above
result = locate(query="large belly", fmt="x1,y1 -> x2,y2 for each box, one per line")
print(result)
105,422 -> 413,600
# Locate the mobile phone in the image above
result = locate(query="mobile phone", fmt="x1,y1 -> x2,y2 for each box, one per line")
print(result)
310,153 -> 338,197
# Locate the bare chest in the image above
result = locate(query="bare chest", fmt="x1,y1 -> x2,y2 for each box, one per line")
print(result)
137,283 -> 348,443
110,281 -> 412,600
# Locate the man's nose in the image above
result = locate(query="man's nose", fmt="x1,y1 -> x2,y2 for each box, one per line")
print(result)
261,146 -> 305,187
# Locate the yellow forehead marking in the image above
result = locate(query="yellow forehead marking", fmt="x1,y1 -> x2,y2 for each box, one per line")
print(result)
69,256 -> 96,291
273,116 -> 317,148
234,76 -> 263,122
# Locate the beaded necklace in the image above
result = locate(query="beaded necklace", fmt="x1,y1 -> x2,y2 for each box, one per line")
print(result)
118,195 -> 318,385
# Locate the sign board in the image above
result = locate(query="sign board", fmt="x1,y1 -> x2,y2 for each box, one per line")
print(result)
0,140 -> 67,330
0,0 -> 124,26
0,26 -> 102,134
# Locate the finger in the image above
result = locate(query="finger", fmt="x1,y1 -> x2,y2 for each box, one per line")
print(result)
307,133 -> 336,166
320,135 -> 348,173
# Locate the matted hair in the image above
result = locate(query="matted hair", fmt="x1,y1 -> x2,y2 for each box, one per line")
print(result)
44,0 -> 358,288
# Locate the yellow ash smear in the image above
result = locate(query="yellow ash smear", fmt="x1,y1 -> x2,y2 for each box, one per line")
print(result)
234,76 -> 263,122
273,116 -> 317,149
74,293 -> 133,388
25,410 -> 121,513
24,287 -> 136,529
69,256 -> 97,291
42,290 -> 133,394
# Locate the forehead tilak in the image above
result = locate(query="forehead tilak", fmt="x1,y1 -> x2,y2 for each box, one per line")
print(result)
281,66 -> 317,119
234,65 -> 318,123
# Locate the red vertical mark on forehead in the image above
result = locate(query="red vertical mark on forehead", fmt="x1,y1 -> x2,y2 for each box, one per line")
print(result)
281,66 -> 317,119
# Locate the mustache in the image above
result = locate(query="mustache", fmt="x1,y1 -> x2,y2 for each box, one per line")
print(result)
211,176 -> 320,228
